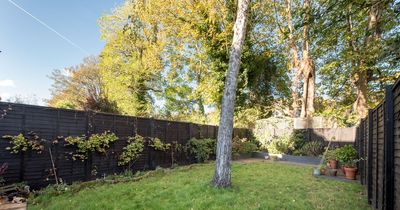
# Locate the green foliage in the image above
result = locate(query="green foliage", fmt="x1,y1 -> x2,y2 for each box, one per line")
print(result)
232,137 -> 258,155
290,130 -> 306,151
295,141 -> 324,156
97,0 -> 289,126
3,132 -> 44,154
118,135 -> 145,166
48,56 -> 118,113
267,134 -> 295,154
65,131 -> 119,160
325,149 -> 337,161
148,138 -> 171,151
186,138 -> 216,163
336,145 -> 358,167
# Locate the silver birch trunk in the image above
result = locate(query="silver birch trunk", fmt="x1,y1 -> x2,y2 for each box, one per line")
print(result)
212,0 -> 250,188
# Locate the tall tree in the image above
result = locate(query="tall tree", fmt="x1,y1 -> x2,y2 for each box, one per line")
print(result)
314,0 -> 399,123
99,0 -> 288,126
212,0 -> 250,188
48,56 -> 117,112
299,0 -> 315,118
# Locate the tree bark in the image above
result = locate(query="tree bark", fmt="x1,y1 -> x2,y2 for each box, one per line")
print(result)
286,0 -> 301,117
353,1 -> 383,119
212,0 -> 250,188
299,0 -> 315,118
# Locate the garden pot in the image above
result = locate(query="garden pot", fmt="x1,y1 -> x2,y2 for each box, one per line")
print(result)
327,169 -> 337,176
313,168 -> 320,176
344,167 -> 357,180
341,166 -> 346,175
320,168 -> 326,175
328,160 -> 338,169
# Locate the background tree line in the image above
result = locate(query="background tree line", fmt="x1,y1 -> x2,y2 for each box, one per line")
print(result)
48,0 -> 399,128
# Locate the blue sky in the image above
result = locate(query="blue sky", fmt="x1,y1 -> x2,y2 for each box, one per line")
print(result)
0,0 -> 123,105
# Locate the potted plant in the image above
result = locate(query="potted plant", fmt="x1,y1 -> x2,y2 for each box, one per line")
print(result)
325,149 -> 338,169
336,145 -> 358,180
320,165 -> 327,175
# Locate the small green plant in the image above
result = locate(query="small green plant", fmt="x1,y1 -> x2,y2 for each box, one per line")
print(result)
65,131 -> 119,160
3,132 -> 44,154
232,137 -> 258,155
325,149 -> 337,161
118,135 -> 145,167
267,134 -> 295,154
186,138 -> 215,163
149,138 -> 171,151
336,145 -> 358,167
296,141 -> 324,156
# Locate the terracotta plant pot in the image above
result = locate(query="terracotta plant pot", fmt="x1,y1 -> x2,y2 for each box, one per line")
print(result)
341,166 -> 346,175
328,160 -> 338,169
320,168 -> 326,175
344,167 -> 357,180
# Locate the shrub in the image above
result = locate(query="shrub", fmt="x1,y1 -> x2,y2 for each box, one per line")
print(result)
186,138 -> 215,163
149,138 -> 171,151
325,149 -> 337,161
336,145 -> 358,167
291,130 -> 306,150
65,131 -> 118,160
119,135 -> 145,166
296,141 -> 324,156
232,137 -> 258,155
267,135 -> 295,154
3,132 -> 44,154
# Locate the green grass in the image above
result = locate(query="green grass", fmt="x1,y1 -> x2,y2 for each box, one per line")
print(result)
29,161 -> 369,210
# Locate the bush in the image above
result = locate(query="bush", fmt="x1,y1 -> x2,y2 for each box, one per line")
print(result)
118,135 -> 145,166
267,135 -> 295,154
296,141 -> 324,156
336,145 -> 358,167
186,138 -> 216,163
325,149 -> 337,160
266,130 -> 307,155
291,130 -> 306,150
232,137 -> 258,155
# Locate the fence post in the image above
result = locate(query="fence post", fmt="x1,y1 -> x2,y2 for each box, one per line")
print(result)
19,105 -> 26,182
384,85 -> 394,210
367,109 -> 373,204
149,118 -> 155,169
84,111 -> 93,181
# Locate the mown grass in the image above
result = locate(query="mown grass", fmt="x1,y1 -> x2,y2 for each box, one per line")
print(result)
29,161 -> 369,210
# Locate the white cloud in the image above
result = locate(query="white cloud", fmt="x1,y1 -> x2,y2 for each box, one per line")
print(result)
0,79 -> 15,87
0,92 -> 11,100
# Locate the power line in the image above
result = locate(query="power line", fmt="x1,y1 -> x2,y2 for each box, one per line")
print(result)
8,0 -> 90,56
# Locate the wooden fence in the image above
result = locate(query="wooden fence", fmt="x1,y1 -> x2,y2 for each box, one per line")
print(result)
356,77 -> 400,210
0,102 -> 250,188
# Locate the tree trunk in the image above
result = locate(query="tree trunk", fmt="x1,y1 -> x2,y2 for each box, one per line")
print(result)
353,1 -> 383,120
286,0 -> 301,117
212,0 -> 250,188
299,0 -> 315,118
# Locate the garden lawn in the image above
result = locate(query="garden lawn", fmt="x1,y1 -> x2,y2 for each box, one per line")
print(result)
29,161 -> 369,210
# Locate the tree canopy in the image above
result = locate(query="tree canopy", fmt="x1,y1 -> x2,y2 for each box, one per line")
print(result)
47,0 -> 399,128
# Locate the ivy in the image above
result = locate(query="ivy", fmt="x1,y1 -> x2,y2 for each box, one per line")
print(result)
118,135 -> 144,166
3,132 -> 44,154
65,131 -> 118,161
148,138 -> 171,151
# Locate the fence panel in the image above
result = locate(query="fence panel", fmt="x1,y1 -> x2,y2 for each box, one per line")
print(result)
0,102 -> 250,188
356,77 -> 400,210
